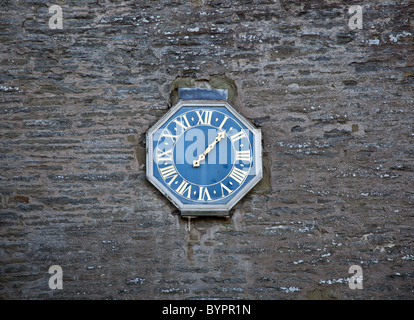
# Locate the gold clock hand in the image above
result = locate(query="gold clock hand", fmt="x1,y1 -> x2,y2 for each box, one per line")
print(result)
193,130 -> 226,167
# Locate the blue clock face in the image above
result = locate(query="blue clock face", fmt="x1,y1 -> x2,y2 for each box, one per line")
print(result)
152,106 -> 256,205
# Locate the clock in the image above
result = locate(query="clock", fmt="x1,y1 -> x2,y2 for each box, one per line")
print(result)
146,88 -> 262,216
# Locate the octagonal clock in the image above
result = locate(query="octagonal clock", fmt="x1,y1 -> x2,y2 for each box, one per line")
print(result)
146,88 -> 262,216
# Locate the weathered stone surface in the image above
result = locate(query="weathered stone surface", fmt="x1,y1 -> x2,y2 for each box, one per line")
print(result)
0,0 -> 413,300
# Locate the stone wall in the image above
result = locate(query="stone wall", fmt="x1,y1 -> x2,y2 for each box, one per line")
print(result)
0,0 -> 413,299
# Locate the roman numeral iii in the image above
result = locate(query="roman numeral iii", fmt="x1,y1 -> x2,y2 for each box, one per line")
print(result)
235,150 -> 251,162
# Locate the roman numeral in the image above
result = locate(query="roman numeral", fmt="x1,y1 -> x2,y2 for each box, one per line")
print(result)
176,181 -> 192,199
156,148 -> 173,162
229,130 -> 246,143
235,150 -> 251,162
198,186 -> 212,201
195,110 -> 213,125
161,129 -> 178,142
173,115 -> 191,131
218,116 -> 228,130
229,167 -> 248,184
220,183 -> 232,197
159,165 -> 178,186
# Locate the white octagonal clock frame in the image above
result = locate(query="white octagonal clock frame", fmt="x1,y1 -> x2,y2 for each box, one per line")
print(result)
146,95 -> 262,217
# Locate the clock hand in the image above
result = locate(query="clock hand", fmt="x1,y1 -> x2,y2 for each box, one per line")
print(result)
193,130 -> 226,167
